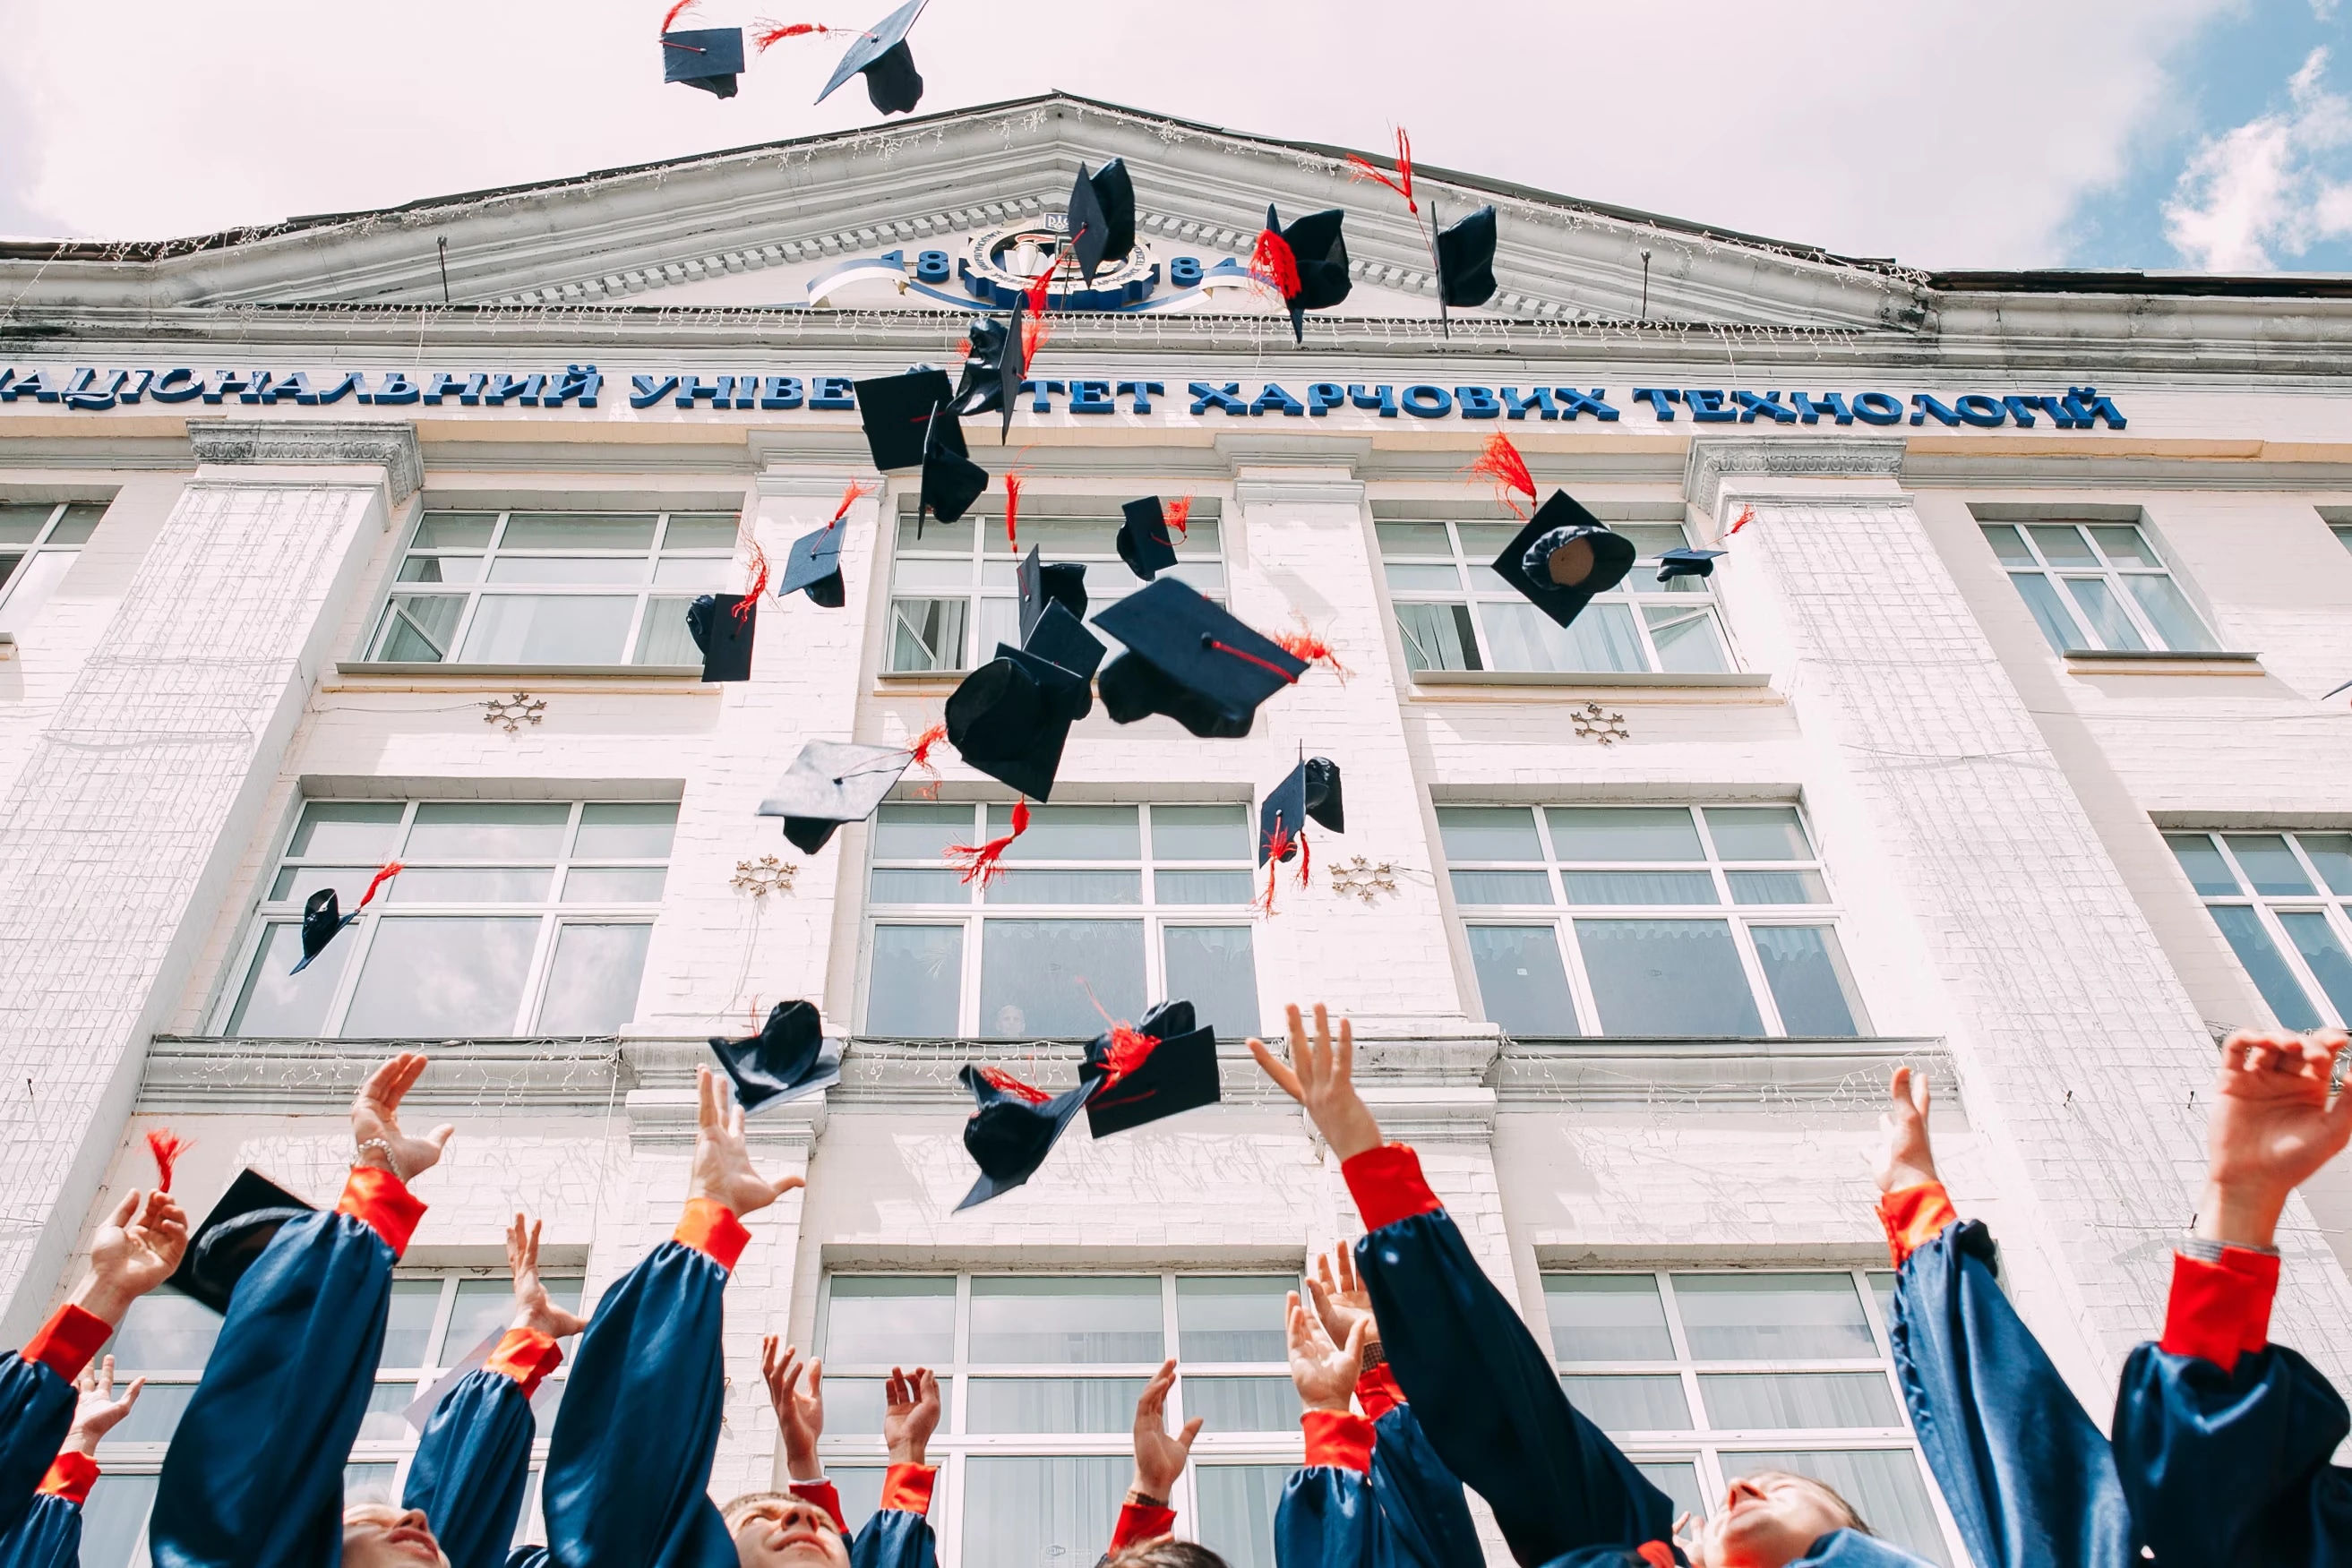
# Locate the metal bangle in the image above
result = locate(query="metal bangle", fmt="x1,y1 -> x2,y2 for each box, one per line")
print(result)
356,1137 -> 406,1181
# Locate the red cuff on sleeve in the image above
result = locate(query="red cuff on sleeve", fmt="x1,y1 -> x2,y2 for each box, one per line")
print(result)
485,1327 -> 563,1398
1355,1362 -> 1403,1423
337,1166 -> 427,1258
1341,1144 -> 1442,1234
1111,1501 -> 1179,1553
1635,1544 -> 1677,1568
879,1462 -> 937,1516
36,1452 -> 97,1506
789,1479 -> 847,1534
21,1305 -> 111,1383
673,1198 -> 751,1273
1301,1409 -> 1375,1473
2160,1247 -> 2281,1374
1876,1181 -> 1961,1270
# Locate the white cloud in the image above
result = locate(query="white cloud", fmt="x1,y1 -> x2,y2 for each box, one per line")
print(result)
2315,0 -> 2339,19
2165,46 -> 2352,270
0,0 -> 2235,269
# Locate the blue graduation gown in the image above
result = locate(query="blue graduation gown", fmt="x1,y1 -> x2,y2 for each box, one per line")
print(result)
0,1495 -> 81,1568
403,1360 -> 541,1568
0,1326 -> 95,1541
1274,1398 -> 1482,1568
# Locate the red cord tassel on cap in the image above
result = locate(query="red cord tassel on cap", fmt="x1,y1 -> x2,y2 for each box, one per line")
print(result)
906,723 -> 948,773
734,540 -> 769,621
1097,1025 -> 1161,1087
1163,493 -> 1193,540
753,20 -> 839,50
1003,474 -> 1022,554
146,1129 -> 188,1193
1466,432 -> 1537,518
1343,128 -> 1417,215
978,1067 -> 1051,1105
1727,504 -> 1755,536
1249,227 -> 1301,303
1258,823 -> 1294,916
947,799 -> 1030,887
830,479 -> 874,529
1275,626 -> 1348,685
659,0 -> 699,30
357,861 -> 403,909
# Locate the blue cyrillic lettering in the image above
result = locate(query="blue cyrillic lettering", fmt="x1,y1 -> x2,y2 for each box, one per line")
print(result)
1501,387 -> 1555,420
1348,384 -> 1397,417
544,365 -> 600,407
810,375 -> 855,409
1554,388 -> 1619,422
1454,386 -> 1500,419
201,371 -> 255,405
1117,380 -> 1164,413
1790,392 -> 1850,424
1023,379 -> 1065,413
424,372 -> 486,406
1683,390 -> 1735,423
1910,394 -> 1963,427
1069,379 -> 1115,414
369,372 -> 421,406
482,373 -> 545,407
760,375 -> 804,409
1307,382 -> 1347,416
2063,385 -> 2126,429
1190,381 -> 1249,416
1631,388 -> 1680,420
1954,394 -> 2006,427
1734,390 -> 1797,424
1399,384 -> 1453,417
1850,391 -> 1901,425
631,374 -> 681,408
1251,383 -> 1306,416
302,372 -> 370,406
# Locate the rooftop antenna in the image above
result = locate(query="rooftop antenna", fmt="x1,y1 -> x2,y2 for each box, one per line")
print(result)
436,236 -> 451,305
1638,249 -> 1652,321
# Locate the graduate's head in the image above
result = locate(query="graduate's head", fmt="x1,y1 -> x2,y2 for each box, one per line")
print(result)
341,1504 -> 448,1568
1106,1539 -> 1229,1568
725,1492 -> 853,1568
1692,1470 -> 1868,1567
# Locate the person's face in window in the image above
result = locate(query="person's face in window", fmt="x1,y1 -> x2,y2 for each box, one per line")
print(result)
993,1004 -> 1026,1036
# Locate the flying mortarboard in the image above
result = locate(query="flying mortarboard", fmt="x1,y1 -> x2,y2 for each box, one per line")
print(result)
1092,578 -> 1307,740
1254,205 -> 1352,346
687,593 -> 756,681
1656,546 -> 1726,583
662,25 -> 747,97
1258,757 -> 1344,866
710,999 -> 842,1111
167,1169 -> 315,1315
946,654 -> 1078,801
952,316 -> 1012,420
1489,492 -> 1636,631
1022,599 -> 1106,685
1116,498 -> 1180,581
1081,998 -> 1221,1138
757,739 -> 915,853
778,525 -> 847,607
1017,547 -> 1088,641
855,369 -> 964,472
955,1064 -> 1098,1211
816,0 -> 928,115
1064,160 -> 1137,286
920,404 -> 990,530
1435,204 -> 1499,308
292,863 -> 401,974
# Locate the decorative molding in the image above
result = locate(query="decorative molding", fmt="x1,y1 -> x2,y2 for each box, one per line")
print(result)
138,1036 -> 629,1111
1234,478 -> 1369,509
1492,1036 -> 1951,1107
187,419 -> 424,502
1682,435 -> 1906,518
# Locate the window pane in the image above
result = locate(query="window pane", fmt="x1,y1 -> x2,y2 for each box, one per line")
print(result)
1635,1462 -> 1706,1526
897,511 -> 974,552
0,504 -> 47,543
1561,1374 -> 1691,1433
1575,921 -> 1763,1036
537,924 -> 651,1033
575,802 -> 677,858
387,867 -> 553,903
1437,806 -> 1542,861
48,503 -> 103,541
1466,926 -> 1578,1036
2279,913 -> 2352,1022
865,927 -> 963,1037
2116,573 -> 2218,653
1700,1373 -> 1897,1429
1644,604 -> 1730,673
82,1474 -> 158,1568
103,1380 -> 195,1443
562,867 -> 667,903
227,923 -> 348,1037
357,1380 -> 417,1441
663,514 -> 743,549
968,1277 -> 1162,1363
407,802 -> 570,860
1163,926 -> 1259,1038
967,1376 -> 1146,1433
1375,522 -> 1453,558
1752,926 -> 1867,1037
1562,870 -> 1719,905
2059,577 -> 2145,652
1152,805 -> 1250,861
1727,1452 -> 1950,1567
1451,870 -> 1555,905
823,1278 -> 956,1365
2167,834 -> 2238,895
651,557 -> 727,589
978,921 -> 1145,1039
2007,572 -> 2082,654
0,551 -> 73,629
889,597 -> 966,672
439,1279 -> 524,1364
818,1376 -> 957,1436
380,1279 -> 445,1367
1674,1274 -> 1875,1360
372,595 -> 464,661
2298,833 -> 2352,895
961,1458 -> 1129,1568
2026,525 -> 2096,565
341,917 -> 541,1036
290,801 -> 405,860
1704,807 -> 1812,861
1979,524 -> 2033,565
1184,1376 -> 1295,1431
1177,1277 -> 1291,1361
1195,1465 -> 1291,1568
486,556 -> 648,585
108,1290 -> 220,1369
271,865 -> 382,903
399,556 -> 479,584
983,870 -> 1142,904
634,597 -> 700,665
1481,600 -> 1645,674
1158,870 -> 1257,904
415,513 -> 498,548
991,805 -> 1140,861
1385,563 -> 1463,591
2208,906 -> 2322,1030
457,594 -> 637,664
871,870 -> 971,904
1728,870 -> 1830,905
2225,834 -> 2314,895
875,804 -> 976,860
501,514 -> 658,550
2085,525 -> 2158,566
1548,808 -> 1704,861
1395,603 -> 1481,672
1545,1275 -> 1673,1360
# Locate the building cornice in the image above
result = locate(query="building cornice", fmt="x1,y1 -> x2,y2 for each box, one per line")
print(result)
186,417 -> 425,501
1684,434 -> 1907,517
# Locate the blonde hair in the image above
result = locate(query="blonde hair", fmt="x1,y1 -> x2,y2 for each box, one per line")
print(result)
1743,1470 -> 1873,1537
1105,1541 -> 1230,1568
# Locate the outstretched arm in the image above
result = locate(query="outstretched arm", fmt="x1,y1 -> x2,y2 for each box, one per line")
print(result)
1108,1360 -> 1199,1555
848,1367 -> 943,1568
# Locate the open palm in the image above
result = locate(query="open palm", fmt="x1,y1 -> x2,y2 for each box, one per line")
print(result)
353,1053 -> 454,1180
2209,1031 -> 2352,1195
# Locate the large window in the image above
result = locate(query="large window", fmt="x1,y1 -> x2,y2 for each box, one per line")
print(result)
817,1272 -> 1299,1568
886,501 -> 1226,673
2168,829 -> 2352,1030
1440,804 -> 1868,1039
365,509 -> 741,666
0,501 -> 104,630
864,803 -> 1261,1040
1376,508 -> 1730,677
222,799 -> 674,1039
1979,520 -> 2219,655
1543,1268 -> 1953,1566
83,1267 -> 584,1568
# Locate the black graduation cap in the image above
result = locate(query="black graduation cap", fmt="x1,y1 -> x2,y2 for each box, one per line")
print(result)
952,316 -> 1012,420
1258,757 -> 1344,865
1080,999 -> 1221,1138
816,0 -> 927,115
757,739 -> 914,853
1064,160 -> 1137,286
1023,599 -> 1106,684
1092,578 -> 1307,740
1262,204 -> 1352,345
946,654 -> 1078,801
1489,492 -> 1636,631
710,999 -> 841,1111
921,406 -> 990,529
778,525 -> 847,608
167,1169 -> 315,1315
956,1065 -> 1098,1211
1436,205 -> 1498,308
1657,546 -> 1726,583
295,890 -> 355,974
1017,547 -> 1088,641
662,26 -> 746,97
687,594 -> 756,681
856,369 -> 965,473
1116,498 -> 1180,582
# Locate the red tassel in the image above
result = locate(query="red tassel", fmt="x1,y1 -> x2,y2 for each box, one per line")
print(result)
735,540 -> 769,618
1275,626 -> 1349,685
1343,128 -> 1416,214
830,479 -> 874,528
753,21 -> 838,50
1466,432 -> 1537,517
1257,856 -> 1282,917
357,861 -> 403,909
906,723 -> 948,773
1206,638 -> 1300,684
1249,227 -> 1302,302
1020,314 -> 1052,376
1098,1025 -> 1161,1086
1024,257 -> 1057,318
1727,504 -> 1755,536
1003,474 -> 1022,554
947,798 -> 1030,887
145,1128 -> 188,1193
1163,493 -> 1193,539
978,1067 -> 1052,1105
1296,829 -> 1311,891
659,0 -> 699,30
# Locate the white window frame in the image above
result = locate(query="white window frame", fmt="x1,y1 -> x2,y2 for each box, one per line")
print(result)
1978,518 -> 2219,655
2330,522 -> 2352,558
814,1271 -> 1303,1568
1443,803 -> 1869,1039
1374,509 -> 1733,676
861,802 -> 1262,1040
216,798 -> 673,1039
2167,829 -> 2352,1030
362,507 -> 741,667
0,500 -> 105,629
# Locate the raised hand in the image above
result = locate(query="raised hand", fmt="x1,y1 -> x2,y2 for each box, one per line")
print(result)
352,1053 -> 454,1182
506,1213 -> 587,1339
1307,1249 -> 1379,1361
63,1356 -> 143,1457
1249,1003 -> 1383,1161
1872,1066 -> 1941,1195
763,1337 -> 826,1480
1285,1289 -> 1366,1414
2198,1029 -> 2352,1249
1129,1358 -> 1202,1504
691,1067 -> 805,1218
885,1365 -> 941,1466
79,1187 -> 189,1324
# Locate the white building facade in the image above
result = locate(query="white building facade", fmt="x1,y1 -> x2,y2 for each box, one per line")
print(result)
4,93 -> 2351,1568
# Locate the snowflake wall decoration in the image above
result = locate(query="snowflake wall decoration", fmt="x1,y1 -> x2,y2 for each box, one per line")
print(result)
731,856 -> 797,898
481,692 -> 545,734
1329,856 -> 1399,905
1571,701 -> 1630,745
